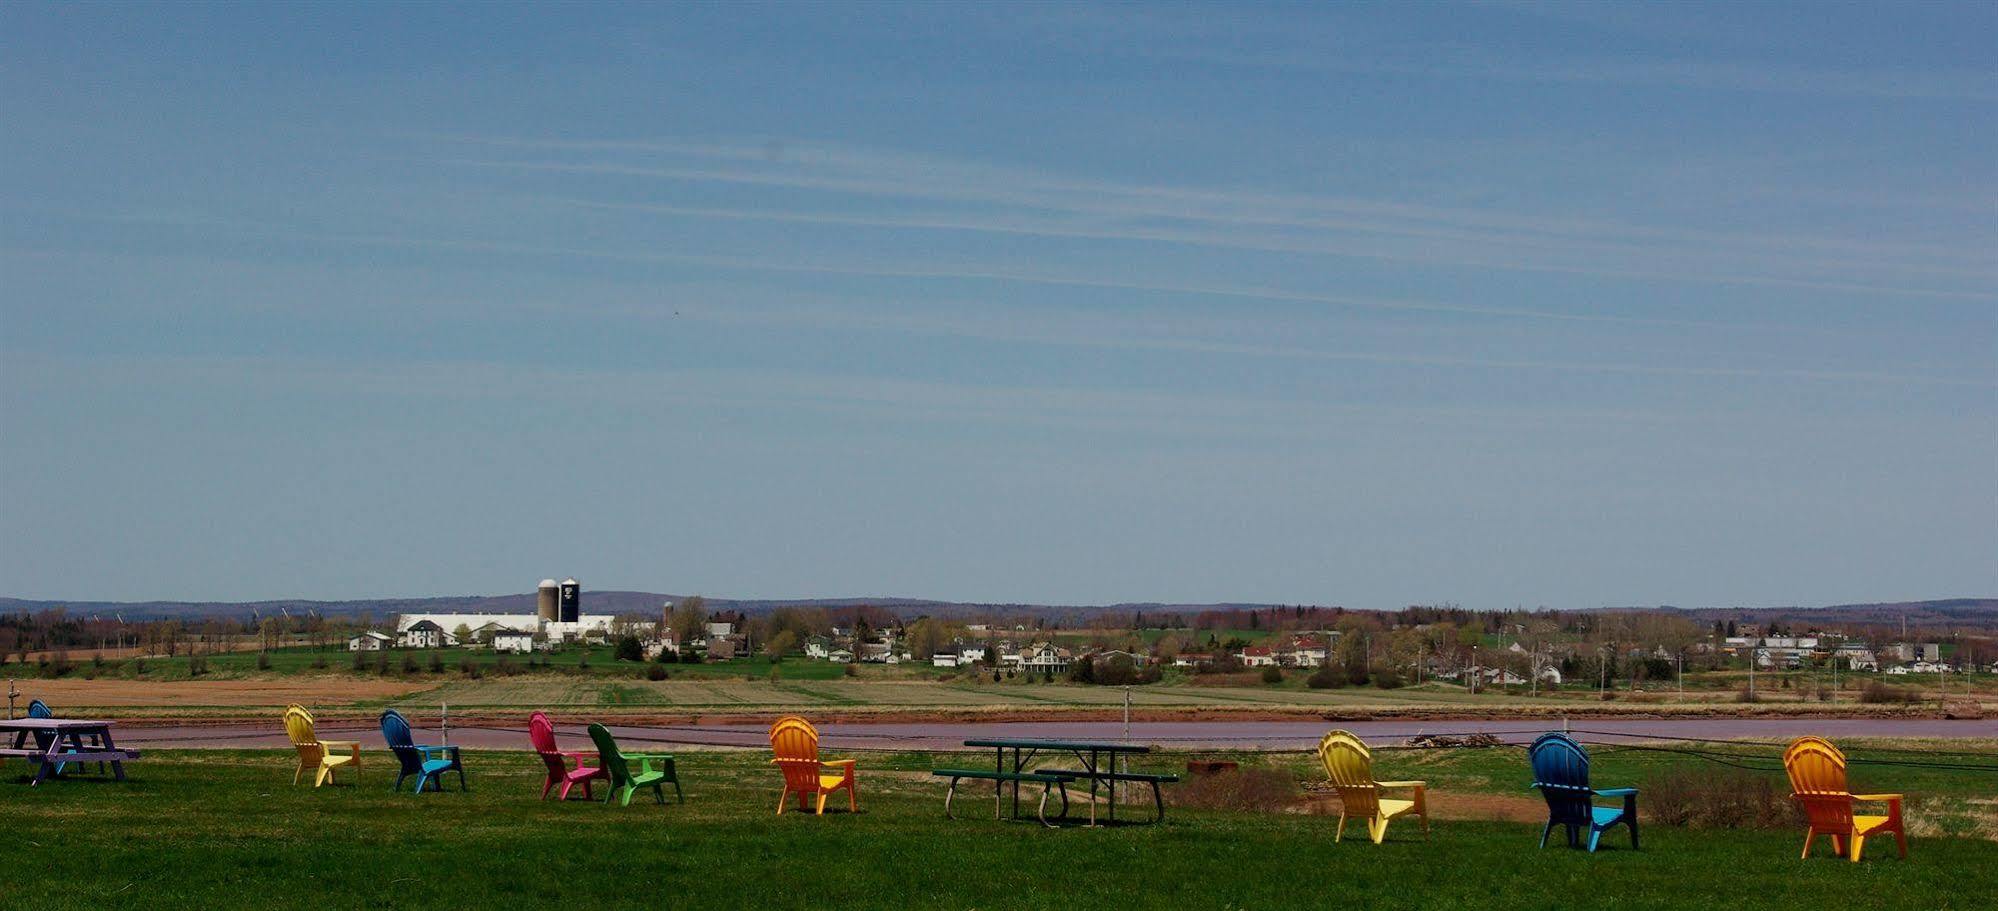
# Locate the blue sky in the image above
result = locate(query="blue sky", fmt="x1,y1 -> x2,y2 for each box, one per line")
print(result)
2,1 -> 1992,607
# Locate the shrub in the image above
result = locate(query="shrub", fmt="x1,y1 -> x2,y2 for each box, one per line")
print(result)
427,653 -> 444,673
1343,661 -> 1370,687
843,663 -> 859,677
1306,665 -> 1344,689
132,658 -> 147,675
352,651 -> 367,671
646,663 -> 669,681
401,654 -> 420,675
1643,767 -> 1798,829
459,657 -> 482,679
310,655 -> 328,670
374,652 -> 391,675
614,636 -> 644,662
1860,681 -> 1923,704
257,651 -> 272,671
1171,768 -> 1296,812
188,654 -> 208,677
1735,685 -> 1759,703
1371,667 -> 1403,689
92,652 -> 106,669
1259,666 -> 1284,685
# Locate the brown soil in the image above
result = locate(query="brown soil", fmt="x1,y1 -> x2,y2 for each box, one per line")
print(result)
12,677 -> 430,707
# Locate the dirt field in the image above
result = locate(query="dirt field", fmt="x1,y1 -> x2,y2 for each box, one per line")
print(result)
12,676 -> 431,707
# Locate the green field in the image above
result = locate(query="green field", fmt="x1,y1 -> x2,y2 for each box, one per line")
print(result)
7,741 -> 1993,910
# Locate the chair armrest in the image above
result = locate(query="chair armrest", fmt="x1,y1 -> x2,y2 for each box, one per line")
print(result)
823,758 -> 858,768
626,753 -> 674,761
1594,787 -> 1639,797
418,745 -> 459,759
561,750 -> 599,761
1853,793 -> 1903,803
1375,780 -> 1425,789
320,740 -> 360,750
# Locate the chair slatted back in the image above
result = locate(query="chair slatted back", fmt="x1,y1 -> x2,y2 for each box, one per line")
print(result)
27,699 -> 53,719
587,723 -> 632,786
1317,730 -> 1381,817
529,711 -> 568,776
378,709 -> 423,775
283,704 -> 324,761
1529,733 -> 1596,825
770,717 -> 824,791
1784,736 -> 1856,830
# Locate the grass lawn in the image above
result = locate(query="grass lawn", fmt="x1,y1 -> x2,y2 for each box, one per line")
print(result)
7,747 -> 1992,910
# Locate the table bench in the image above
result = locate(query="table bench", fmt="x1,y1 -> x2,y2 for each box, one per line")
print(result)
1036,769 -> 1179,824
2,718 -> 140,786
932,769 -> 1074,827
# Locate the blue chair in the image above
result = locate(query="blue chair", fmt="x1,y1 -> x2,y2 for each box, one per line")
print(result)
379,709 -> 466,793
25,699 -> 105,776
1528,732 -> 1638,852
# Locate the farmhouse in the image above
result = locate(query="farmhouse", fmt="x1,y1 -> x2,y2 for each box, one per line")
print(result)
347,631 -> 393,651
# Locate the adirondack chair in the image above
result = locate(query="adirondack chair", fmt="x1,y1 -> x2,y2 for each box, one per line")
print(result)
1784,736 -> 1907,862
379,709 -> 465,793
27,699 -> 110,776
769,715 -> 859,815
1317,729 -> 1426,843
1528,732 -> 1638,852
529,711 -> 606,800
283,704 -> 360,787
587,722 -> 681,807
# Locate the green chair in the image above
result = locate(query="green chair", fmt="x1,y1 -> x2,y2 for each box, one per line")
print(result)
586,723 -> 681,807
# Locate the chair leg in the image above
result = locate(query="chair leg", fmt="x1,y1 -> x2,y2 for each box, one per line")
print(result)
1849,833 -> 1865,863
652,784 -> 665,805
1587,826 -> 1603,853
459,767 -> 468,791
294,761 -> 306,786
1538,821 -> 1552,848
1894,828 -> 1908,859
1800,828 -> 1815,859
1336,813 -> 1347,843
849,782 -> 858,812
777,786 -> 790,816
673,779 -> 683,804
1628,815 -> 1639,851
817,791 -> 829,815
1371,816 -> 1387,845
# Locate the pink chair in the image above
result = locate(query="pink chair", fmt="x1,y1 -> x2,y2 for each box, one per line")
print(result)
530,711 -> 607,801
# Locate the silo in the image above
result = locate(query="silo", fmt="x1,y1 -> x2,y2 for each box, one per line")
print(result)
559,578 -> 581,623
537,579 -> 560,623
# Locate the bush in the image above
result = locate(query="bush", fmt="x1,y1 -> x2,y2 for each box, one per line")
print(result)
257,651 -> 272,671
428,653 -> 444,674
1259,666 -> 1284,685
1859,681 -> 1923,704
1171,768 -> 1296,812
188,654 -> 208,677
1735,685 -> 1759,703
132,658 -> 147,675
1343,661 -> 1370,687
1643,767 -> 1798,829
646,663 -> 669,681
614,636 -> 644,662
352,651 -> 367,671
310,655 -> 328,670
1371,667 -> 1403,689
459,657 -> 482,679
843,663 -> 859,677
401,654 -> 420,675
374,652 -> 391,675
1306,665 -> 1344,689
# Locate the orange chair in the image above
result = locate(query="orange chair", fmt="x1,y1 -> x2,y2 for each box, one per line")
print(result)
1783,736 -> 1907,862
769,716 -> 858,815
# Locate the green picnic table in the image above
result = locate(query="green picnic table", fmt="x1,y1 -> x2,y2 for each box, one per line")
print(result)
933,738 -> 1177,827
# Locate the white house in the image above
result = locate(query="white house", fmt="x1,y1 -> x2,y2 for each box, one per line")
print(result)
706,620 -> 736,639
1238,646 -> 1277,667
348,631 -> 393,651
492,629 -> 536,654
1020,642 -> 1072,675
958,643 -> 990,665
804,636 -> 833,660
397,620 -> 457,649
932,653 -> 960,668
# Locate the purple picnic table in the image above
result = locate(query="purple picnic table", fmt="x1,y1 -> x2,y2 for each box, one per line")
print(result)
1,717 -> 141,786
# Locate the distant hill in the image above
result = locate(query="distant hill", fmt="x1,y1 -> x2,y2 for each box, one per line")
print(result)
0,591 -> 1293,625
2,593 -> 1992,630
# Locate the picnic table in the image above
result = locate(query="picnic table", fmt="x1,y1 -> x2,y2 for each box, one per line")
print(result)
934,738 -> 1177,827
1,717 -> 141,786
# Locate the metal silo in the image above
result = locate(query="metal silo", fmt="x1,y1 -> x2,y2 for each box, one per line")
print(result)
559,578 -> 581,623
537,579 -> 560,623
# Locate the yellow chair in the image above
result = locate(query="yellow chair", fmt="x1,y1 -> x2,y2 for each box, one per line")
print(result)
1784,736 -> 1907,862
1318,729 -> 1427,844
284,704 -> 360,787
769,716 -> 858,815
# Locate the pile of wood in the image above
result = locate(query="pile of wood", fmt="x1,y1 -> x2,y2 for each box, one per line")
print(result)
1402,732 -> 1503,749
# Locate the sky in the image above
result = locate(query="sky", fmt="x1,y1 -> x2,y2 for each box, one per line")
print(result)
1,1 -> 1993,609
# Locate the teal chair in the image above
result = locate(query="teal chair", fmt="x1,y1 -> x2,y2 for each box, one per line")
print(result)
1529,732 -> 1638,852
379,709 -> 465,793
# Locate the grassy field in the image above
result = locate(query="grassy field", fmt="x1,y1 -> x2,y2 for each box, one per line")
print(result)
6,742 -> 1993,910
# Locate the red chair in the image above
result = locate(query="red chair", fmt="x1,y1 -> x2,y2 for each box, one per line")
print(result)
530,711 -> 607,801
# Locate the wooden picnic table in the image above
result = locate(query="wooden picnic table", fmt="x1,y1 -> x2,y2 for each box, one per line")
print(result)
959,737 -> 1176,826
1,717 -> 141,786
